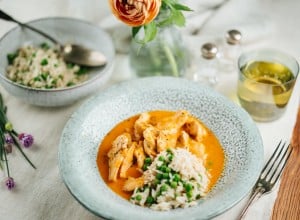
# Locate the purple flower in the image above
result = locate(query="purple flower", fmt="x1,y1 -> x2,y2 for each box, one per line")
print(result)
5,177 -> 15,190
5,134 -> 14,144
18,133 -> 34,148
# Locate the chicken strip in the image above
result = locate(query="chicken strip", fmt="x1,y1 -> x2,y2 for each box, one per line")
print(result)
156,128 -> 178,152
120,142 -> 136,178
177,130 -> 190,149
134,141 -> 146,169
107,133 -> 132,181
134,112 -> 151,141
123,176 -> 145,192
157,110 -> 190,130
184,118 -> 208,142
143,126 -> 158,157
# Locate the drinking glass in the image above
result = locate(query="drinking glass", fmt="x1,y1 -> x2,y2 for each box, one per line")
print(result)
237,49 -> 299,122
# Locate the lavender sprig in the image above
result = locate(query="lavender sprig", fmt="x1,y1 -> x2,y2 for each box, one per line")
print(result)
0,93 -> 36,190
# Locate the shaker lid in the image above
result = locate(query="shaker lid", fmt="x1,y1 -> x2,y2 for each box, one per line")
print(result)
201,43 -> 218,59
226,29 -> 242,45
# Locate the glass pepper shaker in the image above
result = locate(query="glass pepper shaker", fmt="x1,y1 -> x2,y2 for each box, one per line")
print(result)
191,43 -> 219,87
219,29 -> 242,74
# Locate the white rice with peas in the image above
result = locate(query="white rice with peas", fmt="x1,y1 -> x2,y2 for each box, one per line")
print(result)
6,44 -> 88,89
130,148 -> 210,211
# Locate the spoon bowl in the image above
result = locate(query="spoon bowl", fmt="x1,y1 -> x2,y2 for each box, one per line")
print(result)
0,9 -> 107,67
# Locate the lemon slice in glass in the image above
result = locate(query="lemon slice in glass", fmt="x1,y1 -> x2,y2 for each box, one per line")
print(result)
253,75 -> 287,95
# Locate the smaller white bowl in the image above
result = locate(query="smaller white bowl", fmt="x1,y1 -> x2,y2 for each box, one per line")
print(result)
0,17 -> 115,107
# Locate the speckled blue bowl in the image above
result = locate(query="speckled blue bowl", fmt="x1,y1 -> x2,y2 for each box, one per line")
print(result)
0,17 -> 114,107
58,77 -> 264,220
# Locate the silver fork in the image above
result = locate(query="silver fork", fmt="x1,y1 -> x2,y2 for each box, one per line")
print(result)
237,140 -> 293,220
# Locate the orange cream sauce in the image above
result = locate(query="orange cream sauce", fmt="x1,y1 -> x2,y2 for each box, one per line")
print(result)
97,111 -> 225,200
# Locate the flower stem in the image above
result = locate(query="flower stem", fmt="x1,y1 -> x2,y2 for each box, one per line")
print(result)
163,44 -> 179,77
3,146 -> 10,177
10,134 -> 36,169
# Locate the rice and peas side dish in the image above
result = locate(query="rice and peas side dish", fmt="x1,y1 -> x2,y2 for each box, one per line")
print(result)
6,43 -> 88,89
97,110 -> 225,211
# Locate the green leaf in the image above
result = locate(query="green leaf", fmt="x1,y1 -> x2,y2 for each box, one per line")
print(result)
144,22 -> 158,43
172,3 -> 193,11
172,10 -> 186,27
157,17 -> 174,27
132,26 -> 142,39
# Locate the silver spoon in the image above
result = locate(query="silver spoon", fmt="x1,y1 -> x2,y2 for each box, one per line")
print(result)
0,9 -> 107,67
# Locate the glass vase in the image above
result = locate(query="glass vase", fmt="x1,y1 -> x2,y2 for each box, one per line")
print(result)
129,25 -> 188,77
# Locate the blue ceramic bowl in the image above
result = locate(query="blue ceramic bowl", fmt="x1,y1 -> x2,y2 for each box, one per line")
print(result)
58,77 -> 263,220
0,17 -> 115,107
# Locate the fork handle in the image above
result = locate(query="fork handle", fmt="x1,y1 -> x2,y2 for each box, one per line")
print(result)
237,186 -> 265,220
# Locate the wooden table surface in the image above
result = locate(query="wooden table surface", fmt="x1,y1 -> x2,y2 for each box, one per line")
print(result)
272,107 -> 300,219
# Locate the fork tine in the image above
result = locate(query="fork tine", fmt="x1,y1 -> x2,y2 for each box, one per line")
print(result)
263,141 -> 287,178
271,144 -> 293,184
260,140 -> 283,176
268,143 -> 290,180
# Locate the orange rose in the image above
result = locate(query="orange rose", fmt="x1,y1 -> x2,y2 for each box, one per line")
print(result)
109,0 -> 162,27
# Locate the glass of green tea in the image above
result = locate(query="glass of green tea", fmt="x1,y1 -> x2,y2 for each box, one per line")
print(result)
237,49 -> 299,122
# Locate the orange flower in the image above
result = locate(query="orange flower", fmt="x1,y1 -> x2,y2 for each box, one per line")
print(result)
109,0 -> 162,27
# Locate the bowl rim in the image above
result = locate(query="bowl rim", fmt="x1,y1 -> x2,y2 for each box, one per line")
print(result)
0,16 -> 115,93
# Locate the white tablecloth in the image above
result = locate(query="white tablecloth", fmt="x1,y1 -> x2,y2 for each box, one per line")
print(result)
0,0 -> 299,219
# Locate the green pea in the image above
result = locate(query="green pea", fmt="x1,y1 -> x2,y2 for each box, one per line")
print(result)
146,196 -> 155,204
158,156 -> 165,161
145,157 -> 152,164
154,179 -> 160,185
186,191 -> 193,199
159,165 -> 167,172
168,155 -> 174,161
170,181 -> 177,188
156,173 -> 163,180
185,183 -> 193,192
135,195 -> 142,201
142,164 -> 148,171
163,173 -> 169,179
166,148 -> 173,154
160,184 -> 168,192
165,167 -> 171,173
173,174 -> 180,182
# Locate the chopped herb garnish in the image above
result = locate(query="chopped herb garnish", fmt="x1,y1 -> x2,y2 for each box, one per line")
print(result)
75,66 -> 89,75
40,42 -> 50,50
7,53 -> 18,65
40,59 -> 48,66
33,76 -> 41,82
67,63 -> 75,69
40,73 -> 48,81
67,82 -> 75,87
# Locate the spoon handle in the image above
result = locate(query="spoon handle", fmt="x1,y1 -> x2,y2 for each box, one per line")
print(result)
0,9 -> 59,45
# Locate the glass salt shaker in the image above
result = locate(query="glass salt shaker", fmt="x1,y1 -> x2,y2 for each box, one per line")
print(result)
219,29 -> 242,74
192,43 -> 219,87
